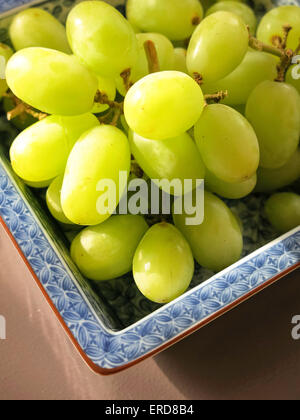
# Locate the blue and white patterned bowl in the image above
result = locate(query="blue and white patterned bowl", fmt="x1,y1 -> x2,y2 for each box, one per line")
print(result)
0,0 -> 299,374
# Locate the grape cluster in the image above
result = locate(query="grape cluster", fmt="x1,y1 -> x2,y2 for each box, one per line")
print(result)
1,0 -> 300,304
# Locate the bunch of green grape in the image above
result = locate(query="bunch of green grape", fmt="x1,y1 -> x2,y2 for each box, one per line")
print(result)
1,0 -> 300,305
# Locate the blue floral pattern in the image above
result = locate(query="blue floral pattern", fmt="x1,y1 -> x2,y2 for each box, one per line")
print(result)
0,0 -> 299,371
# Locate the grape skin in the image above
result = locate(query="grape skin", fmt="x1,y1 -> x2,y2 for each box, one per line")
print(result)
265,192 -> 300,234
173,191 -> 243,273
187,11 -> 249,82
257,6 -> 300,51
255,149 -> 300,193
194,104 -> 260,184
71,215 -> 149,282
173,48 -> 188,74
205,170 -> 257,199
133,223 -> 194,304
6,48 -> 98,116
9,8 -> 71,54
116,32 -> 175,96
246,81 -> 300,169
46,176 -> 74,225
124,71 -> 205,140
0,43 -> 13,98
286,65 -> 300,95
61,125 -> 131,226
201,51 -> 278,106
10,114 -> 99,183
126,0 -> 204,41
66,1 -> 138,78
129,130 -> 206,194
206,1 -> 257,35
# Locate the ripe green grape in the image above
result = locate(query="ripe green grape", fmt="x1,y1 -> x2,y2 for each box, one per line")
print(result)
173,48 -> 188,74
255,149 -> 300,193
66,1 -> 138,78
10,114 -> 99,183
202,51 -> 278,106
206,1 -> 257,34
286,65 -> 300,95
124,71 -> 205,140
126,0 -> 203,41
205,169 -> 257,199
92,76 -> 116,114
257,6 -> 300,51
24,179 -> 54,189
71,215 -> 149,281
9,8 -> 71,53
3,97 -> 37,130
61,125 -> 131,226
187,11 -> 249,82
116,32 -> 175,96
133,223 -> 194,303
46,176 -> 73,225
194,104 -> 259,183
129,130 -> 205,194
0,43 -> 13,97
6,48 -> 98,116
246,81 -> 300,169
173,191 -> 243,272
265,192 -> 300,234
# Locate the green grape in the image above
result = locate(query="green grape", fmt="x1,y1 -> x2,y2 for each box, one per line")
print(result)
257,6 -> 300,51
24,179 -> 54,189
61,125 -> 131,226
205,169 -> 257,199
194,104 -> 259,183
129,130 -> 205,194
116,32 -> 175,96
66,1 -> 138,78
46,176 -> 74,225
206,1 -> 257,34
124,71 -> 205,140
6,48 -> 98,116
173,191 -> 243,272
173,48 -> 188,74
9,8 -> 71,53
202,51 -> 278,106
255,149 -> 300,193
3,97 -> 37,131
10,114 -> 99,183
187,11 -> 249,82
71,215 -> 148,281
246,81 -> 300,169
286,65 -> 300,95
133,223 -> 194,303
0,43 -> 13,97
265,192 -> 300,234
92,76 -> 116,114
126,0 -> 203,41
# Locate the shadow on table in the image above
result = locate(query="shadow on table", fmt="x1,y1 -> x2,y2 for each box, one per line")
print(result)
155,269 -> 300,400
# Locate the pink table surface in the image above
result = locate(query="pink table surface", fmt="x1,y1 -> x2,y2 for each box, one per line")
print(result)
0,222 -> 299,400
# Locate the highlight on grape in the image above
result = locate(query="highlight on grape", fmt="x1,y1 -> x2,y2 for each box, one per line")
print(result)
292,55 -> 300,81
0,315 -> 6,340
96,171 -> 205,226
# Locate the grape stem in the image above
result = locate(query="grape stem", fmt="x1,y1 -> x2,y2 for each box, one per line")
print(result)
193,72 -> 204,86
120,68 -> 133,92
144,40 -> 160,73
204,91 -> 228,104
5,92 -> 48,121
248,26 -> 298,83
94,90 -> 124,126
